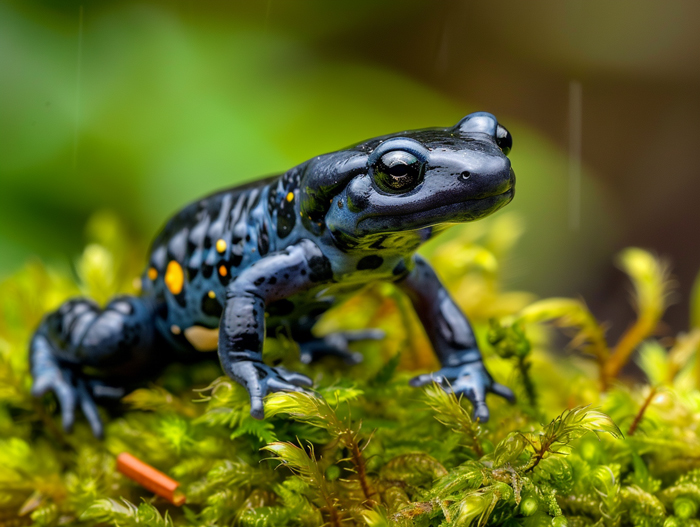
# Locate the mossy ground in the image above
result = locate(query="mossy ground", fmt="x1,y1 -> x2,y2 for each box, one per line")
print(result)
1,211 -> 700,527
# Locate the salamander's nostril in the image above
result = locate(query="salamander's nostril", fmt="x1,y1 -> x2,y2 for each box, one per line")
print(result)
460,171 -> 471,181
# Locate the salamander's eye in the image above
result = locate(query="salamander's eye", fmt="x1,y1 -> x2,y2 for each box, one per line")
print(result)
496,125 -> 512,156
372,150 -> 424,194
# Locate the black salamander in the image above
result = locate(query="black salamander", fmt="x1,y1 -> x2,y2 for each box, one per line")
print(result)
30,112 -> 516,437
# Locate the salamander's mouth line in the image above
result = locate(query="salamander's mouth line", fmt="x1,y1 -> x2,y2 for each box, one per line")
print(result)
355,187 -> 515,231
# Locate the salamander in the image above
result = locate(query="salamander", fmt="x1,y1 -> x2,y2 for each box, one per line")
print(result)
30,112 -> 516,437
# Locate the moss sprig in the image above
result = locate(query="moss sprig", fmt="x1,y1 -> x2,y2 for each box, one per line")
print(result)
2,212 -> 700,526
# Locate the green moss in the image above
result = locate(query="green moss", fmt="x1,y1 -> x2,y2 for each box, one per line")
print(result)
2,211 -> 700,526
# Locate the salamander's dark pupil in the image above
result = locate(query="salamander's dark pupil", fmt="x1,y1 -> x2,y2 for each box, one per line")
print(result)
374,151 -> 422,193
387,164 -> 409,178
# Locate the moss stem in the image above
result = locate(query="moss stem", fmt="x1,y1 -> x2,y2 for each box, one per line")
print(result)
627,387 -> 657,436
605,316 -> 657,385
518,356 -> 538,412
348,436 -> 376,506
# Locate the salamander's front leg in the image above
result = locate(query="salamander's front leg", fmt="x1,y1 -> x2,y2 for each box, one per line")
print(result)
219,239 -> 334,419
398,255 -> 514,422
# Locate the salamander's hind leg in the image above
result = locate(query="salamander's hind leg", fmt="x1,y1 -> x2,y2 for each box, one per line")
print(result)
30,296 -> 158,437
280,300 -> 385,365
295,327 -> 384,365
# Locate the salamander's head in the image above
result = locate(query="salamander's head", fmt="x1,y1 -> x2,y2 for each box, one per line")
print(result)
299,112 -> 515,249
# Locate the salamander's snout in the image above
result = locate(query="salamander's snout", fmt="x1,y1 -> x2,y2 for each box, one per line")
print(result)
458,112 -> 513,156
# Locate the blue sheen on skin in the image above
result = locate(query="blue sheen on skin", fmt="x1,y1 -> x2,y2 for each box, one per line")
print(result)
30,112 -> 516,437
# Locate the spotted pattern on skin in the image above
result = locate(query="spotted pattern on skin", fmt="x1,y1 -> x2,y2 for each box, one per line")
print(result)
167,228 -> 188,262
201,293 -> 223,318
31,116 -> 517,437
276,168 -> 300,239
150,245 -> 167,271
267,184 -> 278,218
392,260 -> 408,276
308,255 -> 333,282
357,255 -> 383,271
231,244 -> 243,267
258,221 -> 270,256
164,261 -> 184,295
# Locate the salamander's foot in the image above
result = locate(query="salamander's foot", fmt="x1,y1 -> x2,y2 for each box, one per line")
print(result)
31,336 -> 124,438
298,329 -> 384,365
409,359 -> 514,423
226,361 -> 313,420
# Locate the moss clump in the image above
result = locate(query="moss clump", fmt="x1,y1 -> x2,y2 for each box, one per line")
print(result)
2,211 -> 700,526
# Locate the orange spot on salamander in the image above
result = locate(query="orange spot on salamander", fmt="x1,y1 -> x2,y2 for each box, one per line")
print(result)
164,261 -> 184,295
218,265 -> 228,277
148,267 -> 158,280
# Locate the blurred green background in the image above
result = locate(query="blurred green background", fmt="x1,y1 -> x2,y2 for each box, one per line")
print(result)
2,0 -> 699,335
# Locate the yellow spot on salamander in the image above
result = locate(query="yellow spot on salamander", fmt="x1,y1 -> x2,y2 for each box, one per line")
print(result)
171,325 -> 181,335
164,261 -> 184,295
208,290 -> 216,299
216,239 -> 227,253
218,265 -> 228,277
286,192 -> 294,202
148,267 -> 158,280
184,325 -> 219,352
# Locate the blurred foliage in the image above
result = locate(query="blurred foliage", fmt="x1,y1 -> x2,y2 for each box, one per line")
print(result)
2,211 -> 700,526
500,248 -> 675,391
0,1 -> 615,299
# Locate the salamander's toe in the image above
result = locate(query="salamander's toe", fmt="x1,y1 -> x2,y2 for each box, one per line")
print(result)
298,329 -> 384,365
473,402 -> 490,423
249,395 -> 265,420
491,382 -> 515,403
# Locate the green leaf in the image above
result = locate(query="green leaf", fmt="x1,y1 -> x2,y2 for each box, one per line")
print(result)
637,341 -> 671,386
427,462 -> 485,500
80,498 -> 174,527
523,407 -> 621,472
230,417 -> 277,444
449,483 -> 513,527
370,352 -> 401,386
616,248 -> 673,331
262,442 -> 324,488
379,453 -> 448,488
492,432 -> 529,468
424,383 -> 484,456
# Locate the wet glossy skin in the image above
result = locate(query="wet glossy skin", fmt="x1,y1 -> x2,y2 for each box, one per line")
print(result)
30,112 -> 516,437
